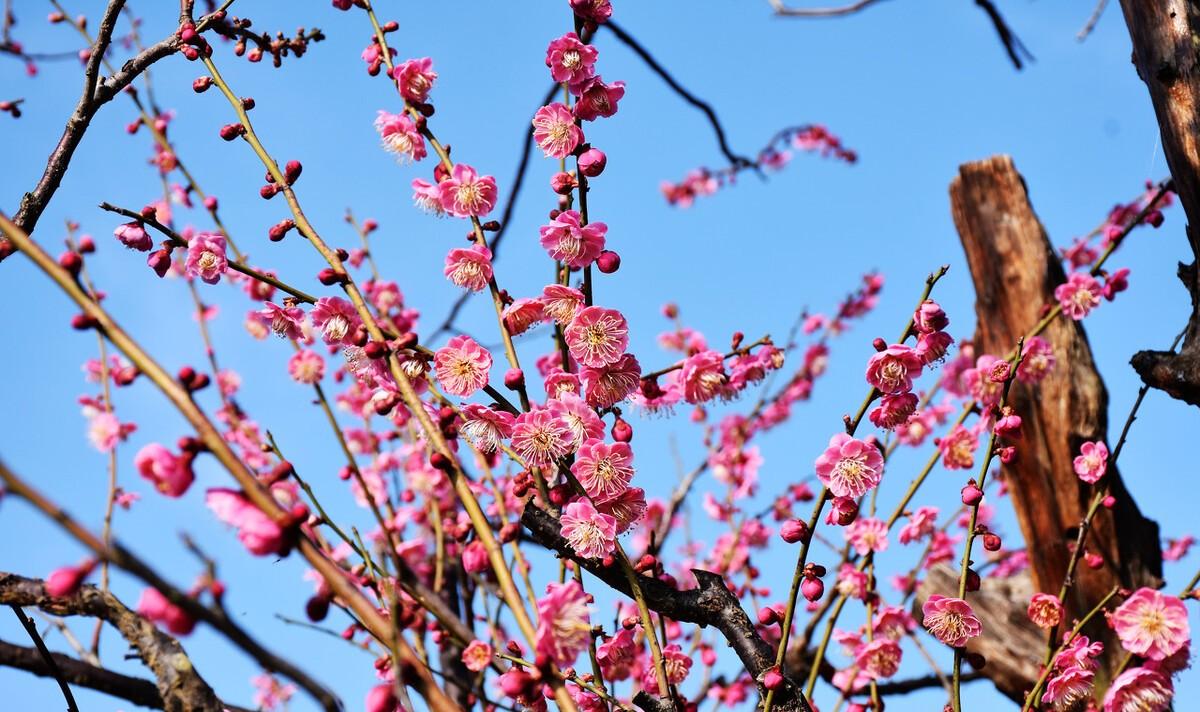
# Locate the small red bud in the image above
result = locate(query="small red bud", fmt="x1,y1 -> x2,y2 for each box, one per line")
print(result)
982,533 -> 1002,552
192,76 -> 212,93
504,368 -> 525,390
801,576 -> 824,602
961,481 -> 984,507
77,235 -> 95,253
762,667 -> 784,691
363,341 -> 388,359
259,183 -> 279,200
757,607 -> 780,626
285,160 -> 303,184
71,313 -> 98,330
218,123 -> 245,141
872,337 -> 888,352
611,417 -> 633,442
58,251 -> 82,275
578,148 -> 607,177
596,250 -> 620,274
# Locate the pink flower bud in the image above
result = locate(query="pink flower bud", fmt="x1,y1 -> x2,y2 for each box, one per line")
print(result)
203,196 -> 218,211
192,76 -> 212,93
827,496 -> 858,526
147,249 -> 172,278
365,685 -> 397,712
611,417 -> 633,443
757,607 -> 780,626
596,250 -> 621,274
961,481 -> 983,506
801,575 -> 825,602
45,559 -> 95,597
504,368 -> 524,390
462,540 -> 489,574
780,519 -> 809,544
982,533 -> 1002,551
551,171 -> 577,195
578,148 -> 607,177
762,667 -> 784,690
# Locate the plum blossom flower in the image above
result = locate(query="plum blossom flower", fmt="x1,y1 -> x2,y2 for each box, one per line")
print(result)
287,349 -> 324,384
569,0 -> 613,24
939,424 -> 978,470
916,330 -> 954,365
548,392 -> 605,450
134,444 -> 194,497
565,306 -> 628,368
545,33 -> 598,89
114,222 -> 152,251
251,674 -> 296,712
411,178 -> 445,215
541,284 -> 585,325
185,233 -> 227,284
855,638 -> 902,679
392,57 -> 437,103
597,486 -> 646,534
443,245 -> 493,291
1102,667 -> 1173,712
1055,272 -> 1103,320
572,439 -> 634,500
502,298 -> 545,336
680,350 -> 729,404
205,488 -> 287,556
1111,587 -> 1190,661
865,344 -> 923,394
434,335 -> 492,397
459,404 -> 515,453
438,164 -> 497,218
914,299 -> 949,333
539,210 -> 607,268
461,640 -> 493,673
1027,593 -> 1064,628
532,103 -> 583,159
1073,441 -> 1108,484
86,411 -> 122,452
1018,336 -> 1056,384
254,302 -> 306,341
1163,535 -> 1195,562
560,498 -> 617,559
814,433 -> 884,499
868,392 -> 918,430
898,505 -> 938,545
921,594 -> 982,647
845,517 -> 888,555
374,110 -> 426,162
574,76 -> 624,121
535,580 -> 591,666
1043,667 -> 1095,710
580,353 -> 641,408
597,628 -> 637,680
511,407 -> 573,466
310,297 -> 360,346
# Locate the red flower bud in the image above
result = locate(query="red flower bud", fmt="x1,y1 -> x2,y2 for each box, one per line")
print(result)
192,76 -> 212,93
982,533 -> 1002,552
596,250 -> 621,274
611,417 -> 633,442
285,160 -> 303,184
780,519 -> 809,544
504,368 -> 525,390
578,148 -> 607,177
762,667 -> 784,691
801,575 -> 824,602
58,250 -> 82,275
961,481 -> 984,506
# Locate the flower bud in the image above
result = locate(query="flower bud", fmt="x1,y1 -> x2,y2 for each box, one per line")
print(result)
611,417 -> 633,442
578,148 -> 607,177
78,235 -> 95,253
268,218 -> 295,242
801,575 -> 824,602
982,532 -> 1002,552
596,250 -> 621,274
828,496 -> 858,526
762,667 -> 783,691
961,481 -> 984,506
306,594 -> 330,622
757,607 -> 780,626
147,249 -> 172,278
780,519 -> 809,544
285,160 -> 303,184
58,250 -> 82,276
551,171 -> 577,195
504,368 -> 525,390
192,76 -> 212,93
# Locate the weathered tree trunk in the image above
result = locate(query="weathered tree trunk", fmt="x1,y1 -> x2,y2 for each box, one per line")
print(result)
1118,0 -> 1200,406
946,155 -> 1163,693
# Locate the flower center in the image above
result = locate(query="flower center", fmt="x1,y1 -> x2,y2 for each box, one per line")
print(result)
324,314 -> 349,341
561,50 -> 581,69
198,251 -> 219,270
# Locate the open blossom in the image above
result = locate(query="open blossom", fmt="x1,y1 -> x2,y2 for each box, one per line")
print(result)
459,404 -> 515,453
539,210 -> 607,268
898,505 -> 938,545
541,284 -> 585,325
138,587 -> 195,636
1043,667 -> 1095,710
536,580 -> 591,666
570,0 -> 613,24
1111,587 -> 1190,661
511,407 -> 573,466
443,244 -> 493,291
374,110 -> 426,162
1018,335 -> 1056,383
1164,535 -> 1195,562
498,298 -> 543,337
845,516 -> 888,555
855,638 -> 902,679
1103,667 -> 1173,712
1027,592 -> 1064,628
310,297 -> 360,345
914,299 -> 949,333
134,444 -> 194,497
392,57 -> 437,103
1073,441 -> 1108,484
438,164 -> 497,218
185,233 -> 227,284
1055,272 -> 1103,320
574,76 -> 624,121
532,103 -> 583,159
461,640 -> 493,673
548,392 -> 605,449
868,392 -> 917,429
114,221 -> 152,251
205,489 -> 287,556
865,344 -> 923,394
573,439 -> 634,500
545,33 -> 598,89
597,486 -> 646,534
580,353 -> 641,408
411,178 -> 445,215
287,349 -> 324,384
434,335 -> 492,397
86,411 -> 122,452
565,306 -> 628,367
254,302 -> 306,340
560,498 -> 617,559
814,433 -> 884,499
921,594 -> 982,647
916,330 -> 954,364
680,350 -> 729,404
939,424 -> 978,470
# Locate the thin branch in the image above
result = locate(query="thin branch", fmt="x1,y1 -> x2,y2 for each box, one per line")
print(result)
767,0 -> 887,17
1076,0 -> 1109,41
974,0 -> 1034,70
9,606 -> 80,711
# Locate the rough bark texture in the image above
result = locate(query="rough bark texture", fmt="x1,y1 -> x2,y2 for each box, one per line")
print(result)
949,155 -> 1163,686
0,573 -> 225,712
1118,0 -> 1200,406
913,565 -> 1039,703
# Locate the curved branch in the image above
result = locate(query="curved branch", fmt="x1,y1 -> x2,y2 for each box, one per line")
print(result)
767,0 -> 887,17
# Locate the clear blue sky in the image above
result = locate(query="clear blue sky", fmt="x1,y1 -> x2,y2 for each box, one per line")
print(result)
2,1 -> 1198,710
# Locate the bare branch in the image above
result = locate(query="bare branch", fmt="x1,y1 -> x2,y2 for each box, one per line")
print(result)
767,0 -> 887,18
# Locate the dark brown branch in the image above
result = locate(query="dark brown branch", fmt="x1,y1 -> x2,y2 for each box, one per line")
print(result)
0,572 -> 225,711
521,503 -> 811,712
974,0 -> 1033,70
0,640 -> 255,712
602,21 -> 755,171
1118,0 -> 1200,407
9,606 -> 80,711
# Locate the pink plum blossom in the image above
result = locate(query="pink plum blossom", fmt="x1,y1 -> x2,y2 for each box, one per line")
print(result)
134,443 -> 194,497
539,210 -> 607,268
565,306 -> 628,368
814,433 -> 884,499
532,103 -> 583,159
921,594 -> 982,647
438,164 -> 497,218
560,498 -> 617,559
1111,587 -> 1190,661
185,233 -> 227,284
434,335 -> 492,397
443,245 -> 493,292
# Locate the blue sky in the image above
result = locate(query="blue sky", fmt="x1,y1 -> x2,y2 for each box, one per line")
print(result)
2,1 -> 1198,710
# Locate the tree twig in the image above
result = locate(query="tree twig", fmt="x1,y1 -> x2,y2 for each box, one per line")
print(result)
9,606 -> 80,711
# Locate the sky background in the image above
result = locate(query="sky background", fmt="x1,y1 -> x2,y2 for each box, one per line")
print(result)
2,1 -> 1199,710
